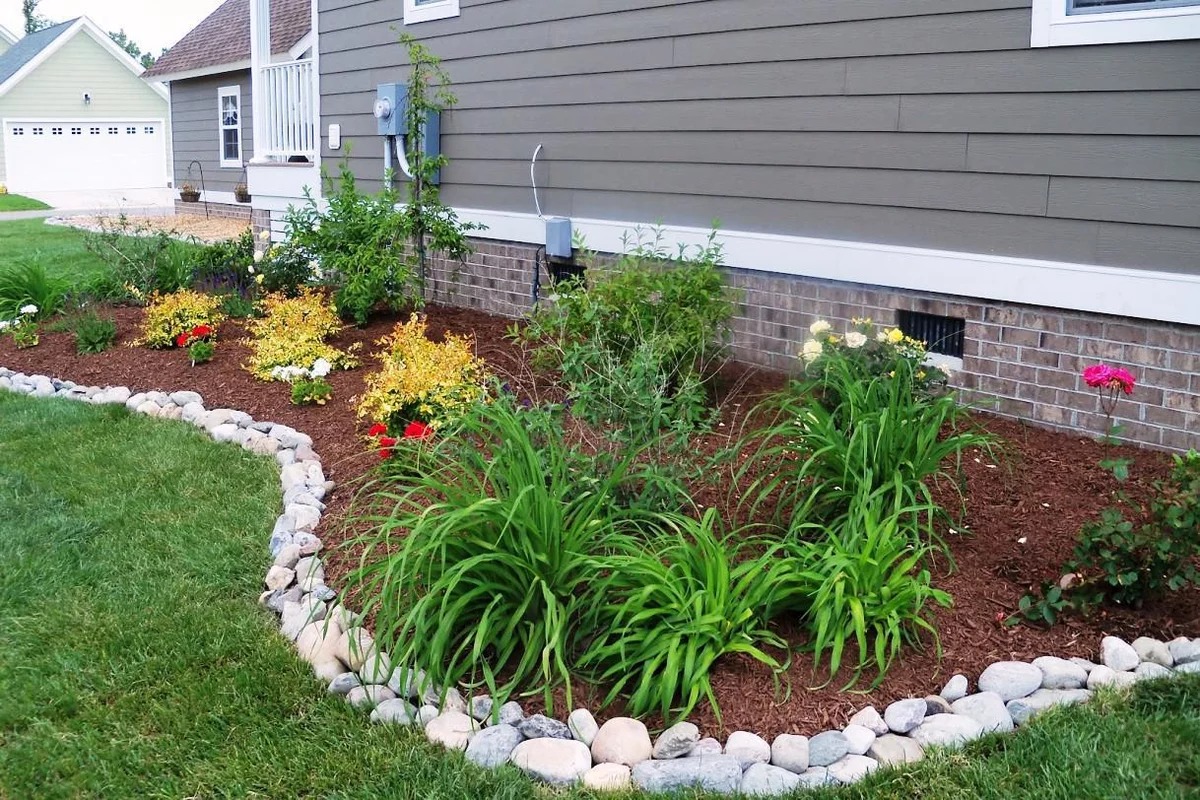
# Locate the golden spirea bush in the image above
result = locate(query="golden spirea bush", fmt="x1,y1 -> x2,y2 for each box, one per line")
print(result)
133,290 -> 226,349
357,314 -> 490,430
244,288 -> 359,381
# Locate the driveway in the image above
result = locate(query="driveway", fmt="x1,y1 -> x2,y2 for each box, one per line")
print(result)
19,187 -> 177,215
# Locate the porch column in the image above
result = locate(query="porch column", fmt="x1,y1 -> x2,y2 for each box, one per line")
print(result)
249,0 -> 271,163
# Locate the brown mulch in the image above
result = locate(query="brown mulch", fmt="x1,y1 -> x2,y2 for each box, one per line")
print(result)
3,303 -> 1196,740
57,214 -> 249,243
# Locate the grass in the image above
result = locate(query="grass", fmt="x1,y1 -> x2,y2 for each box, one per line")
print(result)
0,194 -> 51,212
0,219 -> 112,286
0,392 -> 1197,798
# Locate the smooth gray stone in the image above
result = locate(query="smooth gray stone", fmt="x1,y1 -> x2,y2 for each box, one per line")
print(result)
465,723 -> 524,768
741,763 -> 801,797
923,696 -> 953,716
371,698 -> 419,725
518,713 -> 572,740
884,698 -> 927,733
867,734 -> 924,766
1101,636 -> 1140,672
1006,689 -> 1092,726
1132,637 -> 1173,668
510,738 -> 590,785
568,708 -> 600,746
1168,638 -> 1200,666
908,714 -> 985,749
827,754 -> 880,785
1034,656 -> 1089,690
978,661 -> 1043,702
497,700 -> 525,726
951,691 -> 1014,734
769,733 -> 808,773
631,755 -> 742,794
1135,662 -> 1173,681
940,674 -> 969,702
328,672 -> 361,696
653,721 -> 700,759
848,705 -> 889,736
807,731 -> 849,767
469,695 -> 493,722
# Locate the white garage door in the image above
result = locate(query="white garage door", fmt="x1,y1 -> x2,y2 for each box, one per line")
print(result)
3,120 -> 167,193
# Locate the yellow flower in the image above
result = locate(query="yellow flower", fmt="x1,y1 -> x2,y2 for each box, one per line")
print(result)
887,328 -> 904,344
132,289 -> 225,349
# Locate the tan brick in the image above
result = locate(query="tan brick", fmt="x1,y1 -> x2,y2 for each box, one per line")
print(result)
1140,367 -> 1190,391
1145,406 -> 1190,431
1021,311 -> 1061,332
1162,427 -> 1200,452
1082,339 -> 1126,360
1034,404 -> 1070,425
1165,391 -> 1200,413
1036,368 -> 1079,391
996,397 -> 1035,417
1061,317 -> 1105,338
981,342 -> 1020,362
1001,327 -> 1042,347
1041,333 -> 1081,354
1021,348 -> 1059,368
1126,346 -> 1169,368
1103,322 -> 1151,346
984,307 -> 1020,325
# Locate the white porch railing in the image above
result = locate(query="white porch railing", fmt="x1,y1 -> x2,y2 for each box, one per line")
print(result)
260,59 -> 316,160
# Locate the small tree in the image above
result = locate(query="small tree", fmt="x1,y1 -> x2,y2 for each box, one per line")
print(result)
396,34 -> 482,297
22,0 -> 52,34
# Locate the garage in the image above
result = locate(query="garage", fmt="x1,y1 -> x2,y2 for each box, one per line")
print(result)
2,120 -> 168,194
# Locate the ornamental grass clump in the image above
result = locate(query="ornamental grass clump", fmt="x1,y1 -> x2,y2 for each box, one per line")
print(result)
344,397 -> 670,713
244,289 -> 358,382
132,289 -> 225,349
356,314 -> 489,432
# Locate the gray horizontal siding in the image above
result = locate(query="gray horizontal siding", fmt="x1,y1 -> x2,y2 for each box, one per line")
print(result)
169,71 -> 253,194
318,0 -> 1200,275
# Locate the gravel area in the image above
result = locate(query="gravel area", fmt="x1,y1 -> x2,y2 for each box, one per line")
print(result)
52,213 -> 249,243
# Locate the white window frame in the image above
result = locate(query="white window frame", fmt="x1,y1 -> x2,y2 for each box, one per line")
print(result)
403,0 -> 459,24
218,85 -> 242,169
1032,0 -> 1200,46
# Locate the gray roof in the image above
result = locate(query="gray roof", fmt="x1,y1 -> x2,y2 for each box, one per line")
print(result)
0,19 -> 77,89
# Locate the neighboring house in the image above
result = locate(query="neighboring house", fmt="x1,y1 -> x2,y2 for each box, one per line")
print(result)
0,17 -> 170,195
143,0 -> 313,212
246,0 -> 1199,449
0,25 -> 16,56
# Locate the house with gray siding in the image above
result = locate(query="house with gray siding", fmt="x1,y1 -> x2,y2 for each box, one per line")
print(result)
248,0 -> 1199,449
143,0 -> 312,216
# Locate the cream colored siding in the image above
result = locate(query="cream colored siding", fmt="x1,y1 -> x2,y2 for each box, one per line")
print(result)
0,30 -> 170,184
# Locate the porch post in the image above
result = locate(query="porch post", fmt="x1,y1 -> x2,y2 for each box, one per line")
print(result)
249,0 -> 271,162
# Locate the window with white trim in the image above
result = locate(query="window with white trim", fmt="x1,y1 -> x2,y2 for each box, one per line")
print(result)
1032,0 -> 1200,46
404,0 -> 459,24
219,85 -> 243,168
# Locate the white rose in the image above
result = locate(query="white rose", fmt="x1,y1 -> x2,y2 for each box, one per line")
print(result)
809,320 -> 832,336
253,250 -> 264,263
801,339 -> 824,362
0,320 -> 10,331
310,358 -> 332,378
259,229 -> 272,241
19,304 -> 38,315
845,332 -> 868,349
939,363 -> 953,378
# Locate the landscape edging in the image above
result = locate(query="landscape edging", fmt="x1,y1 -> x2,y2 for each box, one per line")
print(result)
2,366 -> 1198,797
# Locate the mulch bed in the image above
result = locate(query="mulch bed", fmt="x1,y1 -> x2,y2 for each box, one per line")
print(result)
3,303 -> 1196,740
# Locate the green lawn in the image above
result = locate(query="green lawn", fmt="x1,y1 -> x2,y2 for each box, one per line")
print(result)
0,219 -> 113,285
0,395 -> 1197,799
0,193 -> 51,212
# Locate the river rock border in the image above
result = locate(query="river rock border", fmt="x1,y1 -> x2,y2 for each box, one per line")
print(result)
3,366 -> 1199,796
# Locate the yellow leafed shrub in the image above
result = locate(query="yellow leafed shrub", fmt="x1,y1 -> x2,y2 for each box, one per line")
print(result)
244,288 -> 359,381
133,290 -> 226,349
357,314 -> 490,430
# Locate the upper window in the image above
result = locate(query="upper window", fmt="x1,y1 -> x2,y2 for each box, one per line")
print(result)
1032,0 -> 1200,45
219,86 -> 242,168
404,0 -> 459,24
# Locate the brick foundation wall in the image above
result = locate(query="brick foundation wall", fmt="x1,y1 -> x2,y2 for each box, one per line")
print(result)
397,238 -> 1200,451
174,200 -> 253,222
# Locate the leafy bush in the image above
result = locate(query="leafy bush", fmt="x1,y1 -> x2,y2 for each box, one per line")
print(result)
291,378 -> 333,406
346,397 -> 669,712
219,292 -> 256,319
0,263 -> 67,321
356,314 -> 489,431
243,289 -> 358,381
738,357 -> 992,551
284,165 -> 418,325
257,241 -> 316,297
132,290 -> 225,349
82,216 -> 198,298
580,509 -> 808,721
790,484 -> 952,686
520,226 -> 736,442
1016,450 -> 1200,625
72,312 -> 117,354
188,230 -> 255,295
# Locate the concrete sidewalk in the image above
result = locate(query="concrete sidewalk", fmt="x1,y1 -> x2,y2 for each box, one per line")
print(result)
0,210 -> 56,221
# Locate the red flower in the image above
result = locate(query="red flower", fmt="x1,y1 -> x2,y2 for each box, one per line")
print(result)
368,422 -> 388,438
1082,364 -> 1136,395
176,332 -> 191,347
192,324 -> 213,339
404,421 -> 434,440
378,436 -> 398,460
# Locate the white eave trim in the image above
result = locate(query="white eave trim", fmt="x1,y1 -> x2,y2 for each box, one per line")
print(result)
145,60 -> 252,85
0,16 -> 169,101
452,208 -> 1200,327
1032,0 -> 1200,46
0,24 -> 17,45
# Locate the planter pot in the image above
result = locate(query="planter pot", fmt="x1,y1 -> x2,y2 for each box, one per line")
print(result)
235,193 -> 252,204
179,190 -> 201,203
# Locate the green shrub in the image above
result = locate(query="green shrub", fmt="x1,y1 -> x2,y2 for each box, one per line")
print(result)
580,509 -> 808,722
82,216 -> 197,299
1016,449 -> 1200,625
737,355 -> 992,551
0,262 -> 67,321
72,312 -> 118,354
345,396 -> 670,712
219,292 -> 256,319
520,226 -> 736,444
791,483 -> 952,686
257,241 -> 316,297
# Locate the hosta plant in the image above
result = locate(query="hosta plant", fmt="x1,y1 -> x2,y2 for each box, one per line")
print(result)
132,290 -> 225,349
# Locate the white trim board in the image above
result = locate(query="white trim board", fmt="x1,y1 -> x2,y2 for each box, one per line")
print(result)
452,208 -> 1200,327
1032,0 -> 1200,46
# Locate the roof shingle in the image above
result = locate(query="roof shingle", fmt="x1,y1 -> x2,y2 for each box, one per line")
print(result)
143,0 -> 311,79
0,19 -> 77,88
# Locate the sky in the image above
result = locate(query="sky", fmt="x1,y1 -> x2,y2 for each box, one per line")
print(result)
0,1 -> 224,55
